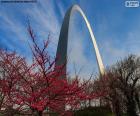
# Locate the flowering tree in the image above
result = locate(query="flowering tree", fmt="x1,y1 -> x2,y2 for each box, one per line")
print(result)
0,50 -> 28,115
0,26 -> 92,116
0,25 -> 106,116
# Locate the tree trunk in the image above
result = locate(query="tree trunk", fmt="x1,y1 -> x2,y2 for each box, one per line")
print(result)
38,111 -> 43,116
112,99 -> 122,116
89,99 -> 91,107
135,92 -> 140,111
32,109 -> 43,116
126,97 -> 138,116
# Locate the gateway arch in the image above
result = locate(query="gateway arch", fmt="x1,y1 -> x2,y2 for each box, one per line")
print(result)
55,5 -> 105,76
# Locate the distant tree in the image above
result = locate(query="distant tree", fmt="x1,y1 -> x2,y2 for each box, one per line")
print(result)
97,55 -> 140,116
114,55 -> 140,116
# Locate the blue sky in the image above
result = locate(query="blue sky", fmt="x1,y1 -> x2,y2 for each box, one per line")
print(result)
0,0 -> 140,79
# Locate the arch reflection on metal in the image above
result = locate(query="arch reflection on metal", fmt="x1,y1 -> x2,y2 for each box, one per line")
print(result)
55,5 -> 105,76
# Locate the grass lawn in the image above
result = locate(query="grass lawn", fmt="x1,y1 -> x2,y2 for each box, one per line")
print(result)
74,106 -> 114,116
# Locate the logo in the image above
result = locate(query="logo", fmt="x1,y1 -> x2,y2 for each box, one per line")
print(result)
125,1 -> 139,7
0,0 -> 37,3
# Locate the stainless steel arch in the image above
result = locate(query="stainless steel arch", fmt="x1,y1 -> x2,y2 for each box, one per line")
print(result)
55,5 -> 105,76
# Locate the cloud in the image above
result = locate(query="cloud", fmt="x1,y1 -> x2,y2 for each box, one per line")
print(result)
0,11 -> 31,58
0,12 -> 28,41
0,0 -> 66,57
1,0 -> 140,79
57,1 -> 65,18
21,0 -> 67,55
67,12 -> 98,79
100,26 -> 140,67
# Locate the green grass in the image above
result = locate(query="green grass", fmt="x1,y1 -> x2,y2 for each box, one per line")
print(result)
74,106 -> 114,116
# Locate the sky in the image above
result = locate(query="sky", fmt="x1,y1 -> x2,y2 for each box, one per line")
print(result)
0,0 -> 140,79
